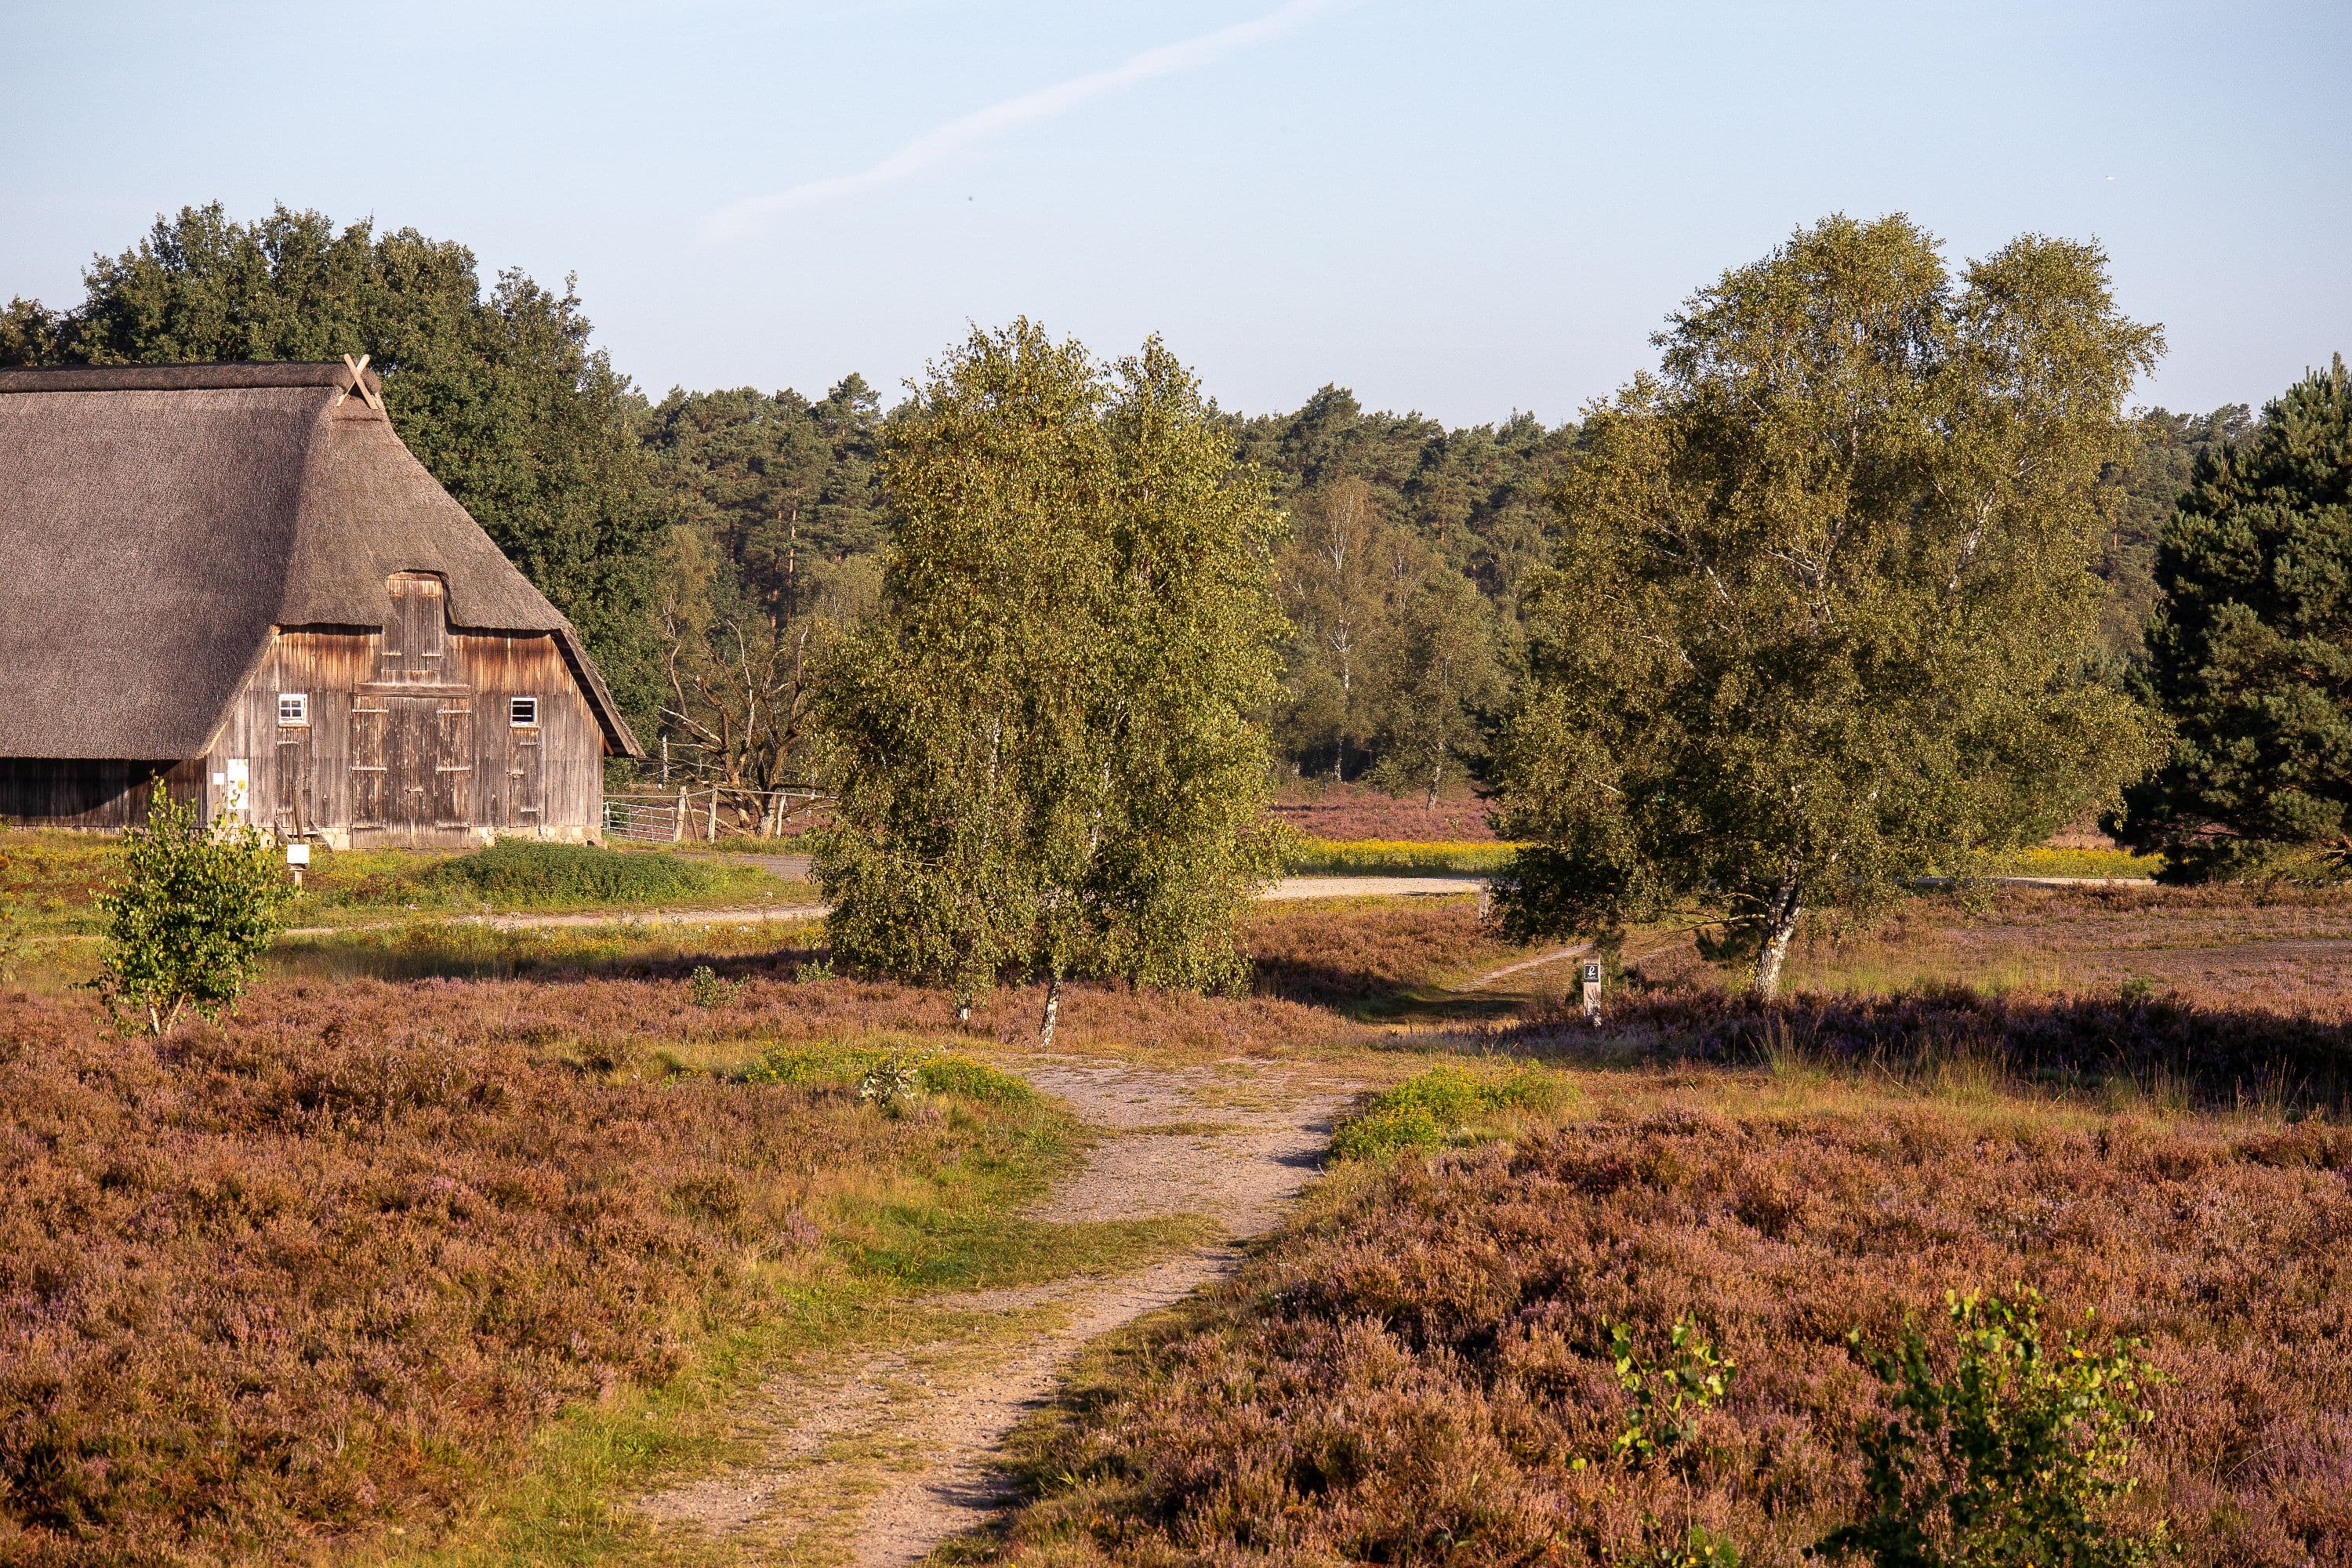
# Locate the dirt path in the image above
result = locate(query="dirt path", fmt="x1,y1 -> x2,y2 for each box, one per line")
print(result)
279,877 -> 1490,940
633,1056 -> 1355,1566
1450,942 -> 1591,992
279,904 -> 829,938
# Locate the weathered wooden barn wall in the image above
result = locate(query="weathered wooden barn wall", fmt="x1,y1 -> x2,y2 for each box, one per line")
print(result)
0,758 -> 205,829
205,576 -> 604,848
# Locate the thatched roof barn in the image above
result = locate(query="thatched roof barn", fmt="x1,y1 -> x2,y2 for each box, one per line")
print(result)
0,360 -> 641,844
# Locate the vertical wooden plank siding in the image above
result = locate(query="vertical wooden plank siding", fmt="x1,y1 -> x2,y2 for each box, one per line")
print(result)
6,576 -> 612,843
202,619 -> 606,848
0,757 -> 204,829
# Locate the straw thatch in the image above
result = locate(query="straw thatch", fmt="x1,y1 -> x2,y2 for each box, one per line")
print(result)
0,361 -> 640,760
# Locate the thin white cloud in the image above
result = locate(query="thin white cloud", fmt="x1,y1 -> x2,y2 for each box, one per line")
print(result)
699,0 -> 1358,243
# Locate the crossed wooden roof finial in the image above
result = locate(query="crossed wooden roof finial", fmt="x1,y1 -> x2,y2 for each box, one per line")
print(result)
342,353 -> 385,413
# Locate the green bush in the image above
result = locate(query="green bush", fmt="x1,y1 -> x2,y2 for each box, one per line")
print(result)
857,1051 -> 926,1116
740,1046 -> 837,1087
1609,1312 -> 1737,1465
740,1042 -> 1036,1110
94,788 -> 292,1034
916,1054 -> 1036,1105
688,964 -> 738,1007
1817,1290 -> 2169,1567
0,900 -> 24,982
1329,1099 -> 1446,1159
1328,1063 -> 1564,1160
424,840 -> 716,907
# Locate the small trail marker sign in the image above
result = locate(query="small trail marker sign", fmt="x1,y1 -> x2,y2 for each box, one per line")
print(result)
1582,960 -> 1603,1025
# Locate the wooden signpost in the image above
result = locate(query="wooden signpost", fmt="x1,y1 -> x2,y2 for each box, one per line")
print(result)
1582,959 -> 1603,1025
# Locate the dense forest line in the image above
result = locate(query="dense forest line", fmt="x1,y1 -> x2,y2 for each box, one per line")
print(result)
2,203 -> 2254,800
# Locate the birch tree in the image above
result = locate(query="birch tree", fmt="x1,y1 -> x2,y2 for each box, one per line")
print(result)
1490,215 -> 2163,995
1367,568 -> 1508,806
814,321 -> 1287,1039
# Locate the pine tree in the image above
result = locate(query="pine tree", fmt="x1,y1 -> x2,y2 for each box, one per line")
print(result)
2115,357 -> 2352,880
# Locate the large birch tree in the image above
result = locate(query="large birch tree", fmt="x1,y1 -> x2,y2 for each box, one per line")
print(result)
813,321 -> 1287,1038
1490,215 -> 2162,995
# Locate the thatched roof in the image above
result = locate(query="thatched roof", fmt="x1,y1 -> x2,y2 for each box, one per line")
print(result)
0,361 -> 641,759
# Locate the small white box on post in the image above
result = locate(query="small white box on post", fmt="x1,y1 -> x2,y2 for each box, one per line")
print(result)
1582,959 -> 1603,1025
285,840 -> 310,887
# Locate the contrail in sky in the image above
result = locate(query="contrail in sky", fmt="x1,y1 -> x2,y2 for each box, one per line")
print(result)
698,0 -> 1358,243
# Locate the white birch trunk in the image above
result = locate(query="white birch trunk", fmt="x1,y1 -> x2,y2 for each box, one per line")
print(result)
1752,880 -> 1802,997
1038,972 -> 1062,1049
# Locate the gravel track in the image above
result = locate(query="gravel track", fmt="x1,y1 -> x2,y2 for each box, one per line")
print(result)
632,1056 -> 1356,1566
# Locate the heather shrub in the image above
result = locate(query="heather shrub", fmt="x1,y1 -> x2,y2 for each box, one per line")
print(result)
1819,1290 -> 2168,1568
1244,897 -> 1526,1011
424,839 -> 716,906
1522,985 -> 2352,1116
0,982 -> 1079,1566
990,1100 -> 2345,1566
93,787 -> 290,1033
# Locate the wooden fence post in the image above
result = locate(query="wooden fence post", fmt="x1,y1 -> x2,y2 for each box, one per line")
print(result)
673,786 -> 686,843
706,788 -> 720,842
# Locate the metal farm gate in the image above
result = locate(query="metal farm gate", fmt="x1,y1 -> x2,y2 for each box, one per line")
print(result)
601,795 -> 681,844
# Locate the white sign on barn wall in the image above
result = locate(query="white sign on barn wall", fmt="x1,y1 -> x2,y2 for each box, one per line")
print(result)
224,758 -> 249,815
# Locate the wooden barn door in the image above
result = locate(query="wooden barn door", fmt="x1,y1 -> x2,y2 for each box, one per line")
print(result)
274,722 -> 312,838
387,697 -> 441,830
504,721 -> 544,830
384,574 -> 448,682
433,700 -> 473,827
350,701 -> 390,828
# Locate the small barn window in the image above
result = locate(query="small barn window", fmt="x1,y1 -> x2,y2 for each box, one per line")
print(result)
278,692 -> 309,726
510,695 -> 539,728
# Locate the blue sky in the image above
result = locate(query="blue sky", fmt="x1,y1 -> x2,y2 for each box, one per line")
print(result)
5,1 -> 2347,425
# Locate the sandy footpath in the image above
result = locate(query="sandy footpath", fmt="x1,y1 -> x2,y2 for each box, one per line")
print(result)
633,1055 -> 1355,1566
282,875 -> 1490,938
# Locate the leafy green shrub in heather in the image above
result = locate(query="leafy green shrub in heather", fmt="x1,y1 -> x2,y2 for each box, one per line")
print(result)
424,839 -> 716,907
688,963 -> 739,1007
0,899 -> 24,982
857,1051 -> 927,1115
1329,1062 -> 1563,1158
1597,1314 -> 1745,1566
1608,1312 -> 1738,1466
916,1054 -> 1036,1106
1818,1290 -> 2168,1567
1622,1526 -> 1742,1568
94,787 -> 290,1034
1329,1098 -> 1446,1159
742,1041 -> 1034,1111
